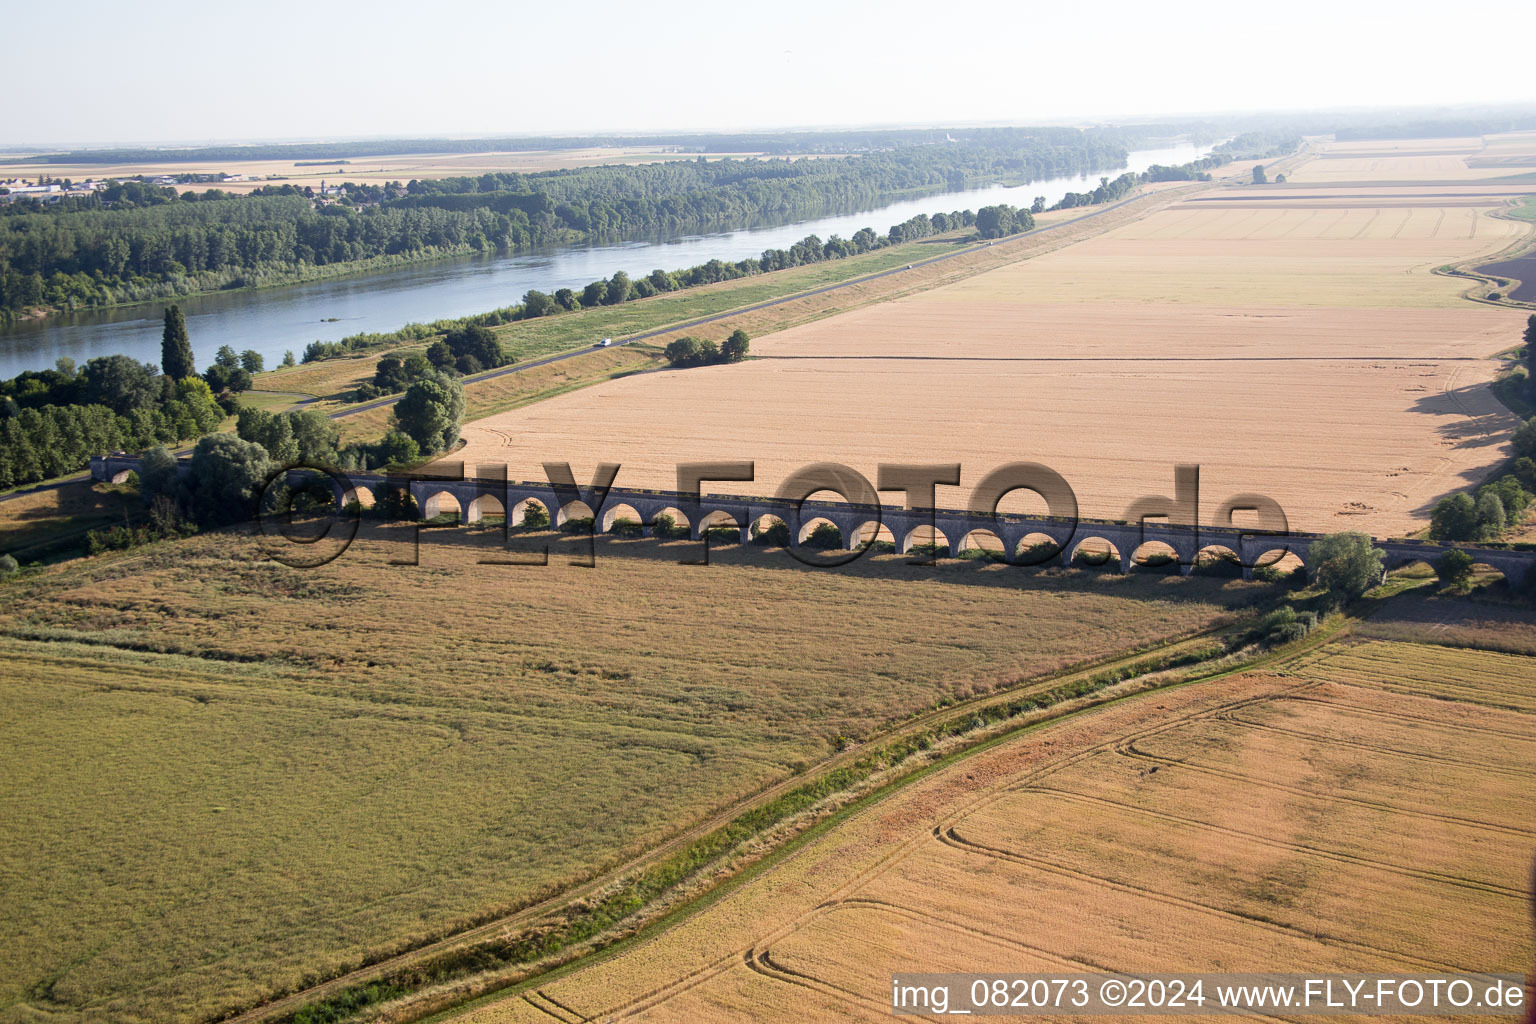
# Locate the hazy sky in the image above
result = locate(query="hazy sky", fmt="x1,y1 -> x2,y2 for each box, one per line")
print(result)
4,0 -> 1532,147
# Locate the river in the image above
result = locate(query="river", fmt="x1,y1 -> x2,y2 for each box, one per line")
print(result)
0,142 -> 1209,379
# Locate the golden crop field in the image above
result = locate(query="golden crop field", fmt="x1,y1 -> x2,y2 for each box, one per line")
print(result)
445,190 -> 1532,536
1288,132 -> 1536,183
453,633 -> 1536,1023
0,528 -> 1256,1024
0,147 -> 753,193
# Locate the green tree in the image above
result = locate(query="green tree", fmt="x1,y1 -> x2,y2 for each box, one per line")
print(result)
81,355 -> 159,415
137,444 -> 182,505
213,345 -> 240,370
446,324 -> 503,371
171,377 -> 224,436
721,329 -> 750,363
521,289 -> 559,318
187,434 -> 273,525
1252,164 -> 1268,184
376,429 -> 420,467
975,204 -> 1019,239
664,337 -> 703,368
1435,549 -> 1474,588
280,350 -> 296,368
604,271 -> 632,305
204,363 -> 251,394
1474,490 -> 1507,539
160,305 -> 195,380
1430,493 -> 1478,541
1307,531 -> 1384,601
425,340 -> 454,370
1514,457 -> 1536,491
1514,417 -> 1536,460
1525,315 -> 1535,396
240,349 -> 264,374
392,370 -> 464,455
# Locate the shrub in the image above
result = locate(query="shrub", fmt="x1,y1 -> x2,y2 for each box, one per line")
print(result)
559,516 -> 595,534
1246,605 -> 1318,648
705,524 -> 741,544
518,503 -> 550,530
0,553 -> 17,575
651,513 -> 686,539
1017,541 -> 1061,565
609,517 -> 643,538
1251,563 -> 1308,587
801,522 -> 844,550
1193,549 -> 1242,577
1072,547 -> 1120,571
371,486 -> 419,521
751,519 -> 789,546
1307,531 -> 1385,600
1435,549 -> 1475,588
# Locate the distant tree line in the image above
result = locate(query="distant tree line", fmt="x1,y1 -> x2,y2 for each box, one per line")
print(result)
23,123 -> 1206,165
0,129 -> 1142,319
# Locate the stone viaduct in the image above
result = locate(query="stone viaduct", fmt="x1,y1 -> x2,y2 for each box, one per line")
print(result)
91,455 -> 1536,584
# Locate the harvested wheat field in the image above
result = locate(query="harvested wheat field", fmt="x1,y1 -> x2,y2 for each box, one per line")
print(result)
453,633 -> 1536,1023
0,528 -> 1257,1024
446,195 -> 1531,536
1288,133 -> 1536,183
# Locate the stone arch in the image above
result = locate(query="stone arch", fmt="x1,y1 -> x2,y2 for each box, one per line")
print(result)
900,524 -> 951,556
423,491 -> 461,521
957,528 -> 1005,555
1069,536 -> 1122,570
651,506 -> 690,538
1130,540 -> 1179,572
466,493 -> 505,525
601,502 -> 643,533
555,499 -> 595,528
798,516 -> 844,548
750,513 -> 788,546
1014,531 -> 1063,565
699,509 -> 740,530
854,522 -> 896,549
341,485 -> 376,509
1193,544 -> 1243,577
511,496 -> 550,527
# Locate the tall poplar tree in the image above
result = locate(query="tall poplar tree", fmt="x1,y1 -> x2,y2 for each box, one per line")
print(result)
161,305 -> 195,381
1525,314 -> 1535,397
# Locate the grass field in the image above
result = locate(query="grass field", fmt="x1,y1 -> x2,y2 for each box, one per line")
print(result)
449,623 -> 1535,1022
0,481 -> 143,563
444,191 -> 1531,536
0,528 -> 1259,1024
